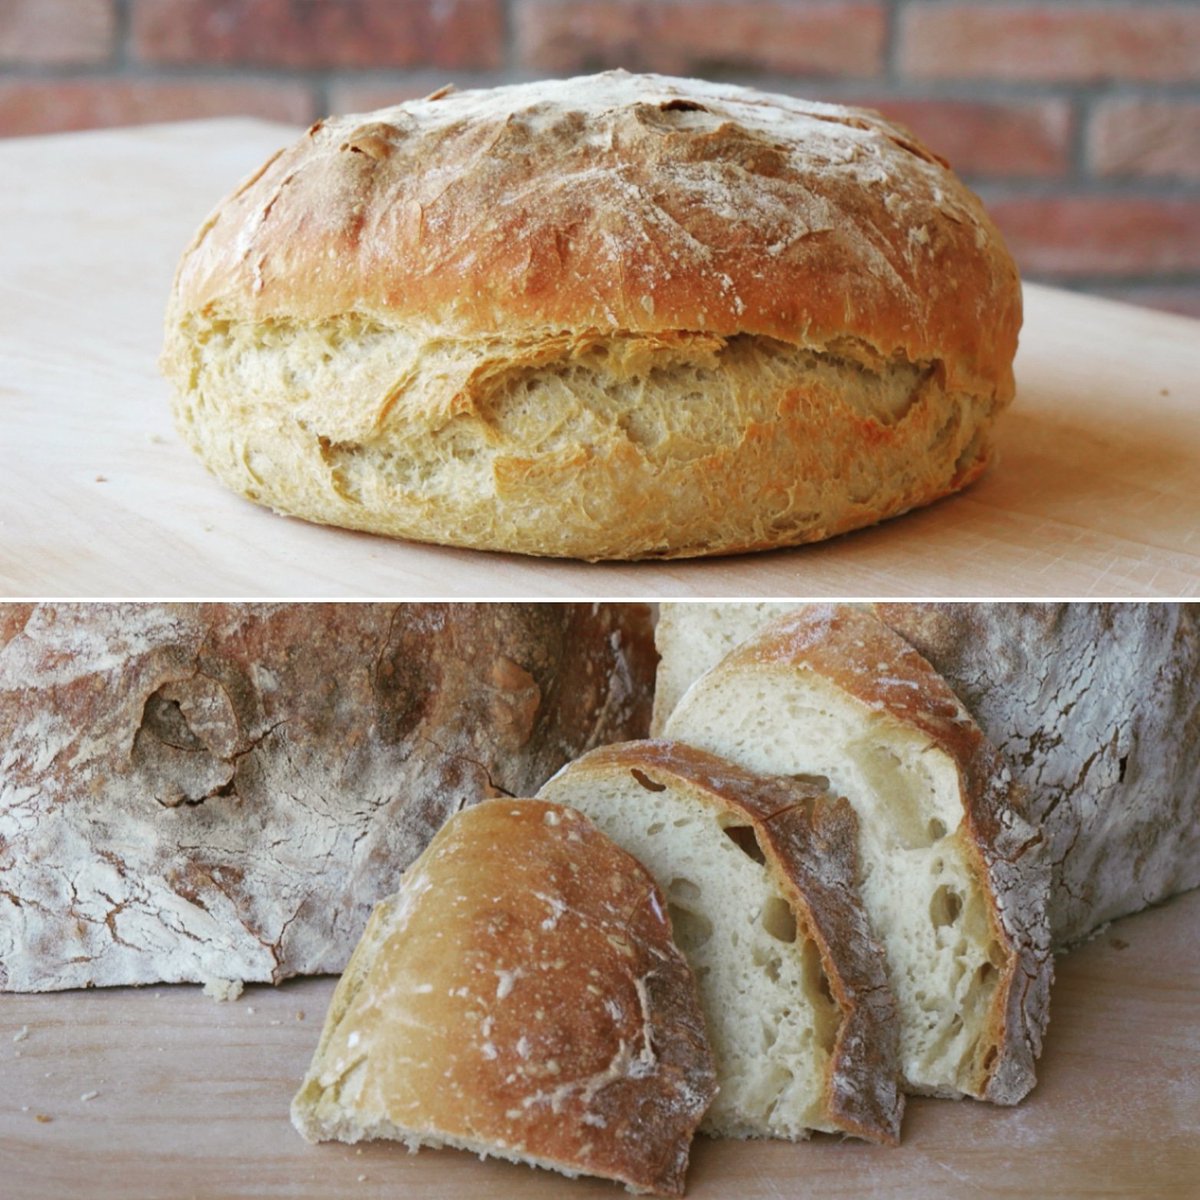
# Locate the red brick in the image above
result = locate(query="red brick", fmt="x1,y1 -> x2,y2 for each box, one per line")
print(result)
1089,100 -> 1200,181
132,0 -> 503,70
1091,285 -> 1200,321
986,197 -> 1200,277
842,96 -> 1072,179
327,76 -> 506,116
0,0 -> 115,65
0,80 -> 314,138
899,4 -> 1200,83
515,1 -> 885,77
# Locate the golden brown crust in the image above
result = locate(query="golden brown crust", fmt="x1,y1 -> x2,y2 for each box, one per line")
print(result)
543,739 -> 903,1144
170,72 -> 1019,394
162,72 -> 1022,560
292,799 -> 716,1196
724,605 -> 1052,1104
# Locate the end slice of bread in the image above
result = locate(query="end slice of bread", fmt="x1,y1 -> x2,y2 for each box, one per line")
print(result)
663,604 -> 1053,1104
291,798 -> 716,1197
538,740 -> 903,1145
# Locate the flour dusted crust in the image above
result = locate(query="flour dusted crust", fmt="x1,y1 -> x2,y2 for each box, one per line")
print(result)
663,605 -> 1053,1105
653,602 -> 1200,947
291,799 -> 716,1197
0,603 -> 654,992
537,740 -> 903,1145
162,71 -> 1021,560
874,603 -> 1200,947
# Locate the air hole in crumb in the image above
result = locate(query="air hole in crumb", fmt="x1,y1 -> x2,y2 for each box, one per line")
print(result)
987,941 -> 1006,968
668,904 -> 713,952
724,824 -> 766,865
817,967 -> 835,1006
659,98 -> 708,113
631,769 -> 666,793
646,821 -> 665,836
751,942 -> 782,982
981,1045 -> 998,1072
761,895 -> 796,943
669,877 -> 701,903
930,885 -> 963,928
927,817 -> 947,840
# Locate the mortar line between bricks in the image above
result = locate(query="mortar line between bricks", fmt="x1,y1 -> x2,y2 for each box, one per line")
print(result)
976,179 -> 1200,198
1069,84 -> 1099,186
112,0 -> 132,71
883,0 -> 901,86
1,67 -> 1198,103
898,0 -> 1200,10
310,71 -> 331,124
501,0 -> 516,75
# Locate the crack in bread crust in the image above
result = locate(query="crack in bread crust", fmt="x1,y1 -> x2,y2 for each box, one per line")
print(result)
170,316 -> 997,560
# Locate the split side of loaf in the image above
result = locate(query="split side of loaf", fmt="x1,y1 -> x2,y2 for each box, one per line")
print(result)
664,605 -> 1053,1105
0,602 -> 654,992
291,799 -> 717,1197
162,70 -> 1021,560
538,740 -> 903,1145
653,601 -> 1200,947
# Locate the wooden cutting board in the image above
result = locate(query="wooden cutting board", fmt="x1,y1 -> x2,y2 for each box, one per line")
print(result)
3,887 -> 1196,1199
2,120 -> 1198,598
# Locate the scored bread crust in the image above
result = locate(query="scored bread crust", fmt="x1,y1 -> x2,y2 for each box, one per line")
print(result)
291,799 -> 717,1197
0,602 -> 655,992
162,70 -> 1022,560
665,605 -> 1053,1105
538,739 -> 903,1145
168,72 -> 1018,387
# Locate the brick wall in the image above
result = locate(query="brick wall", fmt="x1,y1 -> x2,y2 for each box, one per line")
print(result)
3,0 -> 1199,316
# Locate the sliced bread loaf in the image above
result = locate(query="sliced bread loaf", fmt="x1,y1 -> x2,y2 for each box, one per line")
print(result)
537,740 -> 903,1144
663,605 -> 1053,1104
652,600 -> 1200,949
292,798 -> 716,1196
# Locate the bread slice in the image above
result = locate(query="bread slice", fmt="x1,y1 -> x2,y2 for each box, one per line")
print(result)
291,798 -> 716,1197
650,602 -> 796,735
538,740 -> 903,1144
653,601 -> 1200,950
663,604 -> 1052,1104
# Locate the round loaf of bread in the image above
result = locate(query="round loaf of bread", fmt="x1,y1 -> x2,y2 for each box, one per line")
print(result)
162,71 -> 1022,560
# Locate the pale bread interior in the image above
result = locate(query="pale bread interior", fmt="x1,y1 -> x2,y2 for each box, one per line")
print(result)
651,602 -> 796,734
542,771 -> 842,1140
665,666 -> 1005,1096
171,312 -> 983,559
